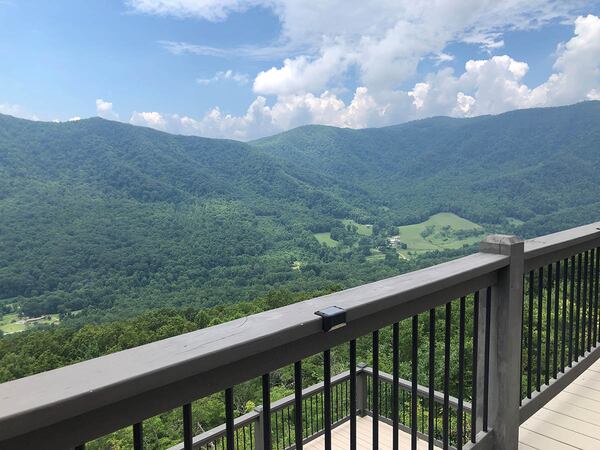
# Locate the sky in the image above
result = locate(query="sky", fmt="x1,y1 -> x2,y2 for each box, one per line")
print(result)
1,0 -> 600,140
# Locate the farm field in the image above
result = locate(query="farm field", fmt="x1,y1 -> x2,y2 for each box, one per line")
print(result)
342,219 -> 373,236
394,212 -> 484,257
0,313 -> 60,335
314,232 -> 339,247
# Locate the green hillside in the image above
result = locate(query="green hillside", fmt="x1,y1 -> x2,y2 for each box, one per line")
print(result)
253,101 -> 600,229
1,101 -> 600,323
0,115 -> 397,322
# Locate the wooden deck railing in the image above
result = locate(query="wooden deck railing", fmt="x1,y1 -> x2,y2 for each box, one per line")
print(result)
0,222 -> 599,450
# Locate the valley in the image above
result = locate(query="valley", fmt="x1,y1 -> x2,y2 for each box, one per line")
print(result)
1,101 -> 600,326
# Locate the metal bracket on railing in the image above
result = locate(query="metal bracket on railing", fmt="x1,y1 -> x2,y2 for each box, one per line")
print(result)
315,306 -> 346,332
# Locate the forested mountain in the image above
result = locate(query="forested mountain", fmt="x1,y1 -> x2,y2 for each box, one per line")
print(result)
253,101 -> 600,229
1,101 -> 600,324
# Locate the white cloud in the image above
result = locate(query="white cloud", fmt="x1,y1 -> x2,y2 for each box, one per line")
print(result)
127,87 -> 388,140
96,99 -> 119,119
124,4 -> 599,139
432,52 -> 455,65
127,0 -> 255,21
0,102 -> 40,121
68,116 -> 81,122
408,83 -> 430,109
253,45 -> 351,95
129,111 -> 167,129
0,102 -> 23,117
197,70 -> 249,85
139,0 -> 584,94
589,89 -> 600,100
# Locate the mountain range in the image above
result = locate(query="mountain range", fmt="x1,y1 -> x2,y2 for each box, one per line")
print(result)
1,101 -> 599,321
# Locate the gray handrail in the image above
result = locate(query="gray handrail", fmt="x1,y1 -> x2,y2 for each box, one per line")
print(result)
524,221 -> 600,271
0,251 -> 506,448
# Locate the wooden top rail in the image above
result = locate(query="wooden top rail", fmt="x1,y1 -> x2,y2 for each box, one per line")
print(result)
524,221 -> 600,271
0,251 -> 507,449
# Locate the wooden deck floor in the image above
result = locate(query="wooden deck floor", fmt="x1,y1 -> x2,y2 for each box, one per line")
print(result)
519,358 -> 600,449
305,360 -> 600,449
303,417 -> 428,449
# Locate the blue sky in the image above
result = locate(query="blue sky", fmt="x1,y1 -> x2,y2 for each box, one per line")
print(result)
1,1 -> 600,140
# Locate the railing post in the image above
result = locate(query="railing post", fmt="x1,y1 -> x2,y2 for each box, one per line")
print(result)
356,363 -> 368,417
480,235 -> 524,449
254,406 -> 265,450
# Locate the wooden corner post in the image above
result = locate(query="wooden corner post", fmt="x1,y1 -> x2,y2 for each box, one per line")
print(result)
480,234 -> 524,449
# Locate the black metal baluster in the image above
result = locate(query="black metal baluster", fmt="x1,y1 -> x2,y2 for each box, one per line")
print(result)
421,397 -> 425,434
443,301 -> 451,449
294,361 -> 303,450
303,398 -> 308,439
554,262 -> 560,378
588,249 -> 595,352
274,404 -> 279,450
262,374 -> 272,450
429,307 -> 436,450
392,323 -> 399,450
457,297 -> 465,449
226,388 -> 234,450
309,393 -> 314,436
527,271 -> 533,398
133,422 -> 143,450
561,259 -> 567,372
520,276 -> 525,405
316,391 -> 320,433
471,292 -> 479,444
287,405 -> 292,448
537,267 -> 543,391
569,255 -> 575,366
582,251 -> 589,357
402,389 -> 405,425
324,350 -> 332,450
350,339 -> 357,450
545,264 -> 552,385
483,287 -> 491,432
595,249 -> 600,344
412,315 -> 418,450
372,331 -> 379,450
576,254 -> 582,360
183,403 -> 193,450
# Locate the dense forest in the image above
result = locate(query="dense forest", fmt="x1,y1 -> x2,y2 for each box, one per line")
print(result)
1,101 -> 600,448
2,102 -> 600,325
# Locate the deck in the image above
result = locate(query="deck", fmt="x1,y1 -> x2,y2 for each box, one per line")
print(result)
305,359 -> 600,449
519,358 -> 600,449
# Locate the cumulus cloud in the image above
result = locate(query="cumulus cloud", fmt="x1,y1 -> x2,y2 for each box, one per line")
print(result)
96,99 -> 119,119
124,3 -> 599,139
0,102 -> 40,120
137,0 -> 584,93
253,45 -> 351,95
197,70 -> 249,85
129,111 -> 167,129
0,102 -> 24,117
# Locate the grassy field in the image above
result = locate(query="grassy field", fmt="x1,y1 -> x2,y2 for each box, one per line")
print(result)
342,219 -> 373,236
314,232 -> 339,247
394,212 -> 483,258
0,313 -> 60,334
